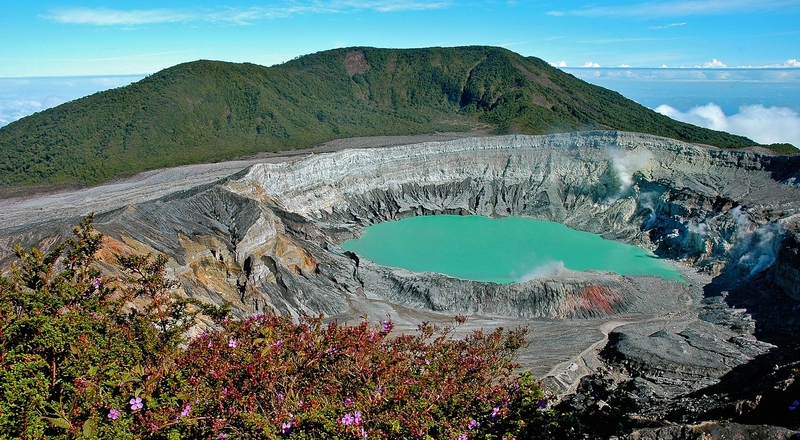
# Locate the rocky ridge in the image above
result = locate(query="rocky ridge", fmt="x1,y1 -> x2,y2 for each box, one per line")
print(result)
1,131 -> 799,437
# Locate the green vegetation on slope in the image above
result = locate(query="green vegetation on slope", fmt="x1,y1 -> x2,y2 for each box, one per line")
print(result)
0,46 -> 769,188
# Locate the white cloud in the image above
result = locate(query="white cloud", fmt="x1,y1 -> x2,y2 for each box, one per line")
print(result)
45,8 -> 196,25
655,103 -> 800,146
46,2 -> 452,26
0,100 -> 44,127
583,62 -> 601,67
619,64 -> 631,67
649,22 -> 687,29
345,0 -> 451,12
776,59 -> 800,67
550,61 -> 567,67
548,0 -> 800,17
698,59 -> 726,68
564,66 -> 800,83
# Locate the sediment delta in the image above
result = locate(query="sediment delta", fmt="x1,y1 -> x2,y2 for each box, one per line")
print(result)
1,131 -> 798,436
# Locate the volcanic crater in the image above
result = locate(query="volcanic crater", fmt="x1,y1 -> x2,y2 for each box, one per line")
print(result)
1,131 -> 799,432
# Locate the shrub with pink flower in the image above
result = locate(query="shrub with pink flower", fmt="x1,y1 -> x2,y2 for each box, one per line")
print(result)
0,216 -> 579,440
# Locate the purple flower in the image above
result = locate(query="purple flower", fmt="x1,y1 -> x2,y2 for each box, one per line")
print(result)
791,400 -> 799,411
217,434 -> 227,439
458,435 -> 469,440
361,427 -> 368,439
280,421 -> 293,434
228,339 -> 238,348
353,411 -> 363,426
537,398 -> 548,410
341,413 -> 356,426
179,404 -> 191,418
326,346 -> 337,355
271,339 -> 284,349
92,278 -> 101,289
468,419 -> 480,430
343,397 -> 354,406
491,407 -> 500,418
381,320 -> 393,333
107,408 -> 121,420
129,397 -> 143,411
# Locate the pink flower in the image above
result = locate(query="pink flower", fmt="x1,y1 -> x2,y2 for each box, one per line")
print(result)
228,339 -> 238,348
340,413 -> 355,426
92,278 -> 101,289
381,320 -> 393,333
468,419 -> 480,430
458,435 -> 469,440
129,397 -> 143,411
107,408 -> 121,420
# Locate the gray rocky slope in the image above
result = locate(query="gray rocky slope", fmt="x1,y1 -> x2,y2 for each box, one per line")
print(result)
1,131 -> 799,437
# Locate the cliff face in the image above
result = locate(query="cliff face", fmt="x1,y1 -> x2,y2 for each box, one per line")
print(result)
1,131 -> 798,433
226,131 -> 799,275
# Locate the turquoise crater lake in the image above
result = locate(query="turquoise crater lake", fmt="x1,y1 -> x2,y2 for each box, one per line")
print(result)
341,215 -> 683,284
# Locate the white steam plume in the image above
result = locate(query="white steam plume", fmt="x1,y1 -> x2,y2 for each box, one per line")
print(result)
656,103 -> 800,147
688,221 -> 708,237
513,260 -> 565,283
730,206 -> 751,228
637,191 -> 659,228
730,207 -> 783,276
609,148 -> 653,201
736,223 -> 783,276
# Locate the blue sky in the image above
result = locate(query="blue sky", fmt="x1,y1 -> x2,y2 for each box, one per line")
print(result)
1,0 -> 799,77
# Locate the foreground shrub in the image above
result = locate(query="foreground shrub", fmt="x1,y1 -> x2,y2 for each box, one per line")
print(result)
154,314 -> 527,439
0,216 -> 570,439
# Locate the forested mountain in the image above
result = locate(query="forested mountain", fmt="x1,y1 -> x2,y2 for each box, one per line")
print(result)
0,46 -> 760,188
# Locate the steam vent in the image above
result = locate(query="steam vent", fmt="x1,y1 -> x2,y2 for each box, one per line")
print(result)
2,131 -> 800,432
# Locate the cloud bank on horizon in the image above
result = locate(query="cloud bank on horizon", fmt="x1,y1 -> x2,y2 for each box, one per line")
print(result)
655,103 -> 800,147
550,58 -> 800,69
0,75 -> 146,127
